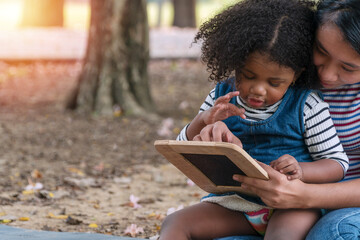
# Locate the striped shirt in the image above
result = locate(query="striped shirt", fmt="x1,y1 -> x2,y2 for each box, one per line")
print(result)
322,82 -> 360,181
177,88 -> 349,174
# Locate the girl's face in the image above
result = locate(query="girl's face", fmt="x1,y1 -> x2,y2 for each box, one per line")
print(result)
314,23 -> 360,89
236,52 -> 296,109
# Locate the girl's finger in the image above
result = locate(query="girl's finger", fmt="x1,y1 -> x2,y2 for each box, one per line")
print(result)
227,104 -> 246,119
198,126 -> 213,141
224,131 -> 243,148
211,124 -> 225,142
287,172 -> 301,180
193,135 -> 202,141
274,161 -> 293,171
215,91 -> 239,104
280,165 -> 297,174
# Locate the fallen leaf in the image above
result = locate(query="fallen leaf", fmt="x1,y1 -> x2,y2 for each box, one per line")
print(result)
22,190 -> 34,195
129,194 -> 142,209
93,162 -> 104,172
157,118 -> 174,137
31,169 -> 42,179
89,223 -> 98,228
167,205 -> 184,216
0,219 -> 12,223
68,167 -> 85,176
187,179 -> 195,186
47,212 -> 68,219
25,182 -> 43,191
124,224 -> 144,237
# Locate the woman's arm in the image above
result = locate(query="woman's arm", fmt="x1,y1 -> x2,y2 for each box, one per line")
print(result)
234,163 -> 360,209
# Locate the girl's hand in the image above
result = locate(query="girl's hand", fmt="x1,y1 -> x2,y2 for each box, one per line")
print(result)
270,154 -> 303,180
203,91 -> 246,125
232,162 -> 309,209
193,121 -> 243,148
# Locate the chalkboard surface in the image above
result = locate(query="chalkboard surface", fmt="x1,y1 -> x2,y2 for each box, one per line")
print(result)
181,153 -> 244,186
154,140 -> 268,195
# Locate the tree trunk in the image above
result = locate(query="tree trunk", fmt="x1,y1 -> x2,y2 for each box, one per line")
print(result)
21,0 -> 64,27
172,0 -> 196,28
67,0 -> 154,116
156,0 -> 164,27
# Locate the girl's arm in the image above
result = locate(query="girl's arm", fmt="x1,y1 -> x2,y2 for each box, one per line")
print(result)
301,92 -> 349,181
272,93 -> 348,183
299,159 -> 344,183
177,89 -> 245,141
233,163 -> 360,209
270,155 -> 344,183
177,89 -> 217,141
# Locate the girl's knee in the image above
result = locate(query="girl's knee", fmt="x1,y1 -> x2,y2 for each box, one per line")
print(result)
160,209 -> 195,240
161,211 -> 188,233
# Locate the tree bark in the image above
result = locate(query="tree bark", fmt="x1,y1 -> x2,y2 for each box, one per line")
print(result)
21,0 -> 64,27
156,0 -> 164,27
67,0 -> 154,116
172,0 -> 196,28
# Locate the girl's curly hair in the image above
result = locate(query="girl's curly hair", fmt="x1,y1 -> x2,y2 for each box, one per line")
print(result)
195,0 -> 319,88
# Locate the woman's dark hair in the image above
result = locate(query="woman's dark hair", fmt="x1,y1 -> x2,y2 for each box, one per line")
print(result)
195,0 -> 318,88
316,0 -> 360,55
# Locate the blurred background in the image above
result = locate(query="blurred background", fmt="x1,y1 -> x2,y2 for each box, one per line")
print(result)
0,0 -> 237,109
0,0 -> 238,238
0,0 -> 236,30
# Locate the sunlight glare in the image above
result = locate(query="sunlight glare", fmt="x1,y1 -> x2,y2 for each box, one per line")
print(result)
0,0 -> 22,30
0,0 -> 90,30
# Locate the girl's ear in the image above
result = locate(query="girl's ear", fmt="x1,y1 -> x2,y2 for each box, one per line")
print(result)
293,68 -> 305,83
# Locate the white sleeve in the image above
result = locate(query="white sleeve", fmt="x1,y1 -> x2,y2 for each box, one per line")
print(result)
176,88 -> 216,141
303,92 -> 349,175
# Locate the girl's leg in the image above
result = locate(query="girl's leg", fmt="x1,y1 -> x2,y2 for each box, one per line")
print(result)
264,209 -> 320,240
306,208 -> 360,240
216,236 -> 263,240
159,202 -> 257,240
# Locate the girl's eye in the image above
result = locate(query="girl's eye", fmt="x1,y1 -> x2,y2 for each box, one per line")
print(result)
315,44 -> 326,56
241,72 -> 255,79
270,82 -> 280,87
342,66 -> 355,73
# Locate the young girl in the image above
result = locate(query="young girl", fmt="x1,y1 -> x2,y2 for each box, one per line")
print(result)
159,0 -> 349,239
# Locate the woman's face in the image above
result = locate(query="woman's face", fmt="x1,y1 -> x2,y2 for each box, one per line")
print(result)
314,23 -> 360,89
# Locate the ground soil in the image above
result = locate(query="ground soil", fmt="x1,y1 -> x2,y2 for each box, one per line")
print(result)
0,60 -> 216,239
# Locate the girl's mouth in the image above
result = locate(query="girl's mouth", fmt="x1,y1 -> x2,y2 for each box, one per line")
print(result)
247,97 -> 264,108
321,81 -> 337,89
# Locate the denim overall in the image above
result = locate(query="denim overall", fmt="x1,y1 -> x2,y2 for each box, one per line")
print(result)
204,78 -> 313,206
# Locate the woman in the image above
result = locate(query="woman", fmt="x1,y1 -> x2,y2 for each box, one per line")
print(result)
218,0 -> 360,239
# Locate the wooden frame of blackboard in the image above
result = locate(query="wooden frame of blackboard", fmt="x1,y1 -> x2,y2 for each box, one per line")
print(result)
154,140 -> 269,196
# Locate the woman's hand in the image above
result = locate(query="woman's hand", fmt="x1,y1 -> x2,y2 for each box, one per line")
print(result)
233,162 -> 309,209
193,121 -> 243,148
270,154 -> 303,180
202,91 -> 246,125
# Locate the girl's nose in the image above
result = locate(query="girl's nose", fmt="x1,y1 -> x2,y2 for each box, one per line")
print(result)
250,84 -> 266,96
317,64 -> 338,83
